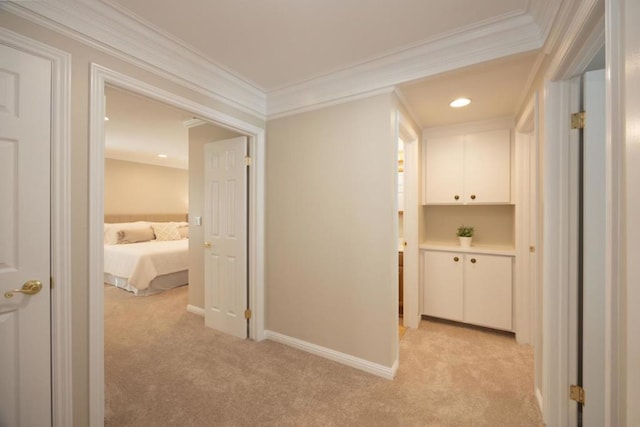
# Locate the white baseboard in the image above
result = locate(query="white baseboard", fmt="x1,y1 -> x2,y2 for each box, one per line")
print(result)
535,387 -> 543,413
264,330 -> 397,380
186,304 -> 204,316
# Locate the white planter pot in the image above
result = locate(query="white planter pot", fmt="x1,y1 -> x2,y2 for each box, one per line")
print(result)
459,236 -> 472,247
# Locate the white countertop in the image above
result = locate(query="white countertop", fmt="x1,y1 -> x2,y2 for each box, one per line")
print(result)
419,241 -> 515,256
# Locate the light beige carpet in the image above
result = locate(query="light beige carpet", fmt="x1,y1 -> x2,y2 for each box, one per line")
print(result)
104,285 -> 544,426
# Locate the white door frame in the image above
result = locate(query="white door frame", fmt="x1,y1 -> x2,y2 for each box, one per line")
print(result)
0,27 -> 73,427
538,0 -> 629,423
397,112 -> 420,330
87,64 -> 265,426
514,97 -> 537,347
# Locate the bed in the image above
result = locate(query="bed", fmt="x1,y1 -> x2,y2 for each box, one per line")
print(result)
103,214 -> 189,296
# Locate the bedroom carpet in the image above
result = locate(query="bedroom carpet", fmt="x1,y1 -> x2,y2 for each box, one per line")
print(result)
104,285 -> 543,426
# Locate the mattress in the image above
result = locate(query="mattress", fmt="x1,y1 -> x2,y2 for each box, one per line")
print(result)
103,239 -> 189,296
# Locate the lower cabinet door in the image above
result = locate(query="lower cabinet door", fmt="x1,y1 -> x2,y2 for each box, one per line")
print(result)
423,251 -> 463,321
463,254 -> 512,330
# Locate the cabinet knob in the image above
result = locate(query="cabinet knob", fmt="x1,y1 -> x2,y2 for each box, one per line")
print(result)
453,256 -> 459,262
470,194 -> 476,200
454,195 -> 460,200
470,258 -> 477,264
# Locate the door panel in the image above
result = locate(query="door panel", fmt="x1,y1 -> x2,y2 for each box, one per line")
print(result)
424,135 -> 464,204
464,129 -> 511,203
204,137 -> 248,339
464,254 -> 512,330
422,251 -> 463,321
582,69 -> 606,426
0,43 -> 52,427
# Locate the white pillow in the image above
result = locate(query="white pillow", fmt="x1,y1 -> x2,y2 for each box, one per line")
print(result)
104,221 -> 150,245
151,222 -> 181,241
116,227 -> 155,244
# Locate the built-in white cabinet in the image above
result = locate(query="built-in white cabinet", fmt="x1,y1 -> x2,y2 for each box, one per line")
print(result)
424,129 -> 511,204
422,250 -> 464,321
422,249 -> 513,331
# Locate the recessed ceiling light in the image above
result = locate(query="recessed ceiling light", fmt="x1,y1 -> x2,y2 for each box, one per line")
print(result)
157,154 -> 168,158
450,98 -> 471,108
104,116 -> 110,121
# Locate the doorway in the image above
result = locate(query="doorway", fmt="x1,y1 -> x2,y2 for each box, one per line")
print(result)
88,64 -> 266,425
396,112 -> 419,332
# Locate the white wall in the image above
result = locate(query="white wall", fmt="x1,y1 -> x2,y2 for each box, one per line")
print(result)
266,93 -> 398,367
104,158 -> 188,215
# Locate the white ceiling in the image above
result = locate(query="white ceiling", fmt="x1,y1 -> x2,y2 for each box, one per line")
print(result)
105,87 -> 194,169
398,51 -> 539,127
105,0 -> 530,91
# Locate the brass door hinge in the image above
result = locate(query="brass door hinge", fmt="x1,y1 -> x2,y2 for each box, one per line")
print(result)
50,276 -> 54,289
570,384 -> 585,405
244,156 -> 252,166
571,111 -> 585,129
244,309 -> 252,320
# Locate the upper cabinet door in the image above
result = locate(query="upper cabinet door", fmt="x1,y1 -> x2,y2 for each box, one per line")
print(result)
424,135 -> 464,204
463,129 -> 511,204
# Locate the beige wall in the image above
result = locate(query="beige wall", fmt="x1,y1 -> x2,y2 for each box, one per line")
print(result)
0,11 -> 264,426
422,205 -> 515,246
104,159 -> 188,215
187,124 -> 241,309
266,93 -> 398,367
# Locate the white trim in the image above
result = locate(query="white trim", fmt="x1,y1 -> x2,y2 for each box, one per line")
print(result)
514,131 -> 532,345
544,0 -> 604,80
423,116 -> 515,139
267,86 -> 396,120
541,79 -> 576,427
265,331 -> 398,380
186,305 -> 205,317
527,0 -> 562,42
0,1 -> 266,119
3,0 -> 547,121
397,109 -> 420,331
604,1 -> 624,424
89,64 -> 266,426
535,387 -> 544,413
267,14 -> 542,118
0,27 -> 73,427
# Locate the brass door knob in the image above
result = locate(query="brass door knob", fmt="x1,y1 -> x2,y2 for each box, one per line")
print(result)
470,194 -> 476,200
204,242 -> 211,248
4,280 -> 43,299
453,257 -> 459,262
470,258 -> 477,264
454,195 -> 460,200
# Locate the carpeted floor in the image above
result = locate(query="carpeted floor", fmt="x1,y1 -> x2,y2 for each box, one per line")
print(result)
104,285 -> 544,426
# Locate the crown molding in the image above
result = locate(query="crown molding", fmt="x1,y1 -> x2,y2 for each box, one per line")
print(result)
0,0 -> 267,119
267,13 -> 544,119
423,116 -> 515,139
3,0 -> 554,123
526,0 -> 563,43
543,0 -> 604,80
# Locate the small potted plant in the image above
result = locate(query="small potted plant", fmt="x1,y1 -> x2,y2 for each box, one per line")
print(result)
456,225 -> 474,247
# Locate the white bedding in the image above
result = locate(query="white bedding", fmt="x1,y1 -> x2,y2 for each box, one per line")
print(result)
103,239 -> 189,293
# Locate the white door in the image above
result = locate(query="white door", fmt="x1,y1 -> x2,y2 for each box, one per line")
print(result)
0,44 -> 52,427
203,137 -> 248,339
463,254 -> 512,331
422,251 -> 463,321
424,135 -> 464,204
463,129 -> 511,203
581,69 -> 606,426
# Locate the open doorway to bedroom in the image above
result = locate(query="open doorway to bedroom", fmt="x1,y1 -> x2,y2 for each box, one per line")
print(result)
101,84 -> 248,421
